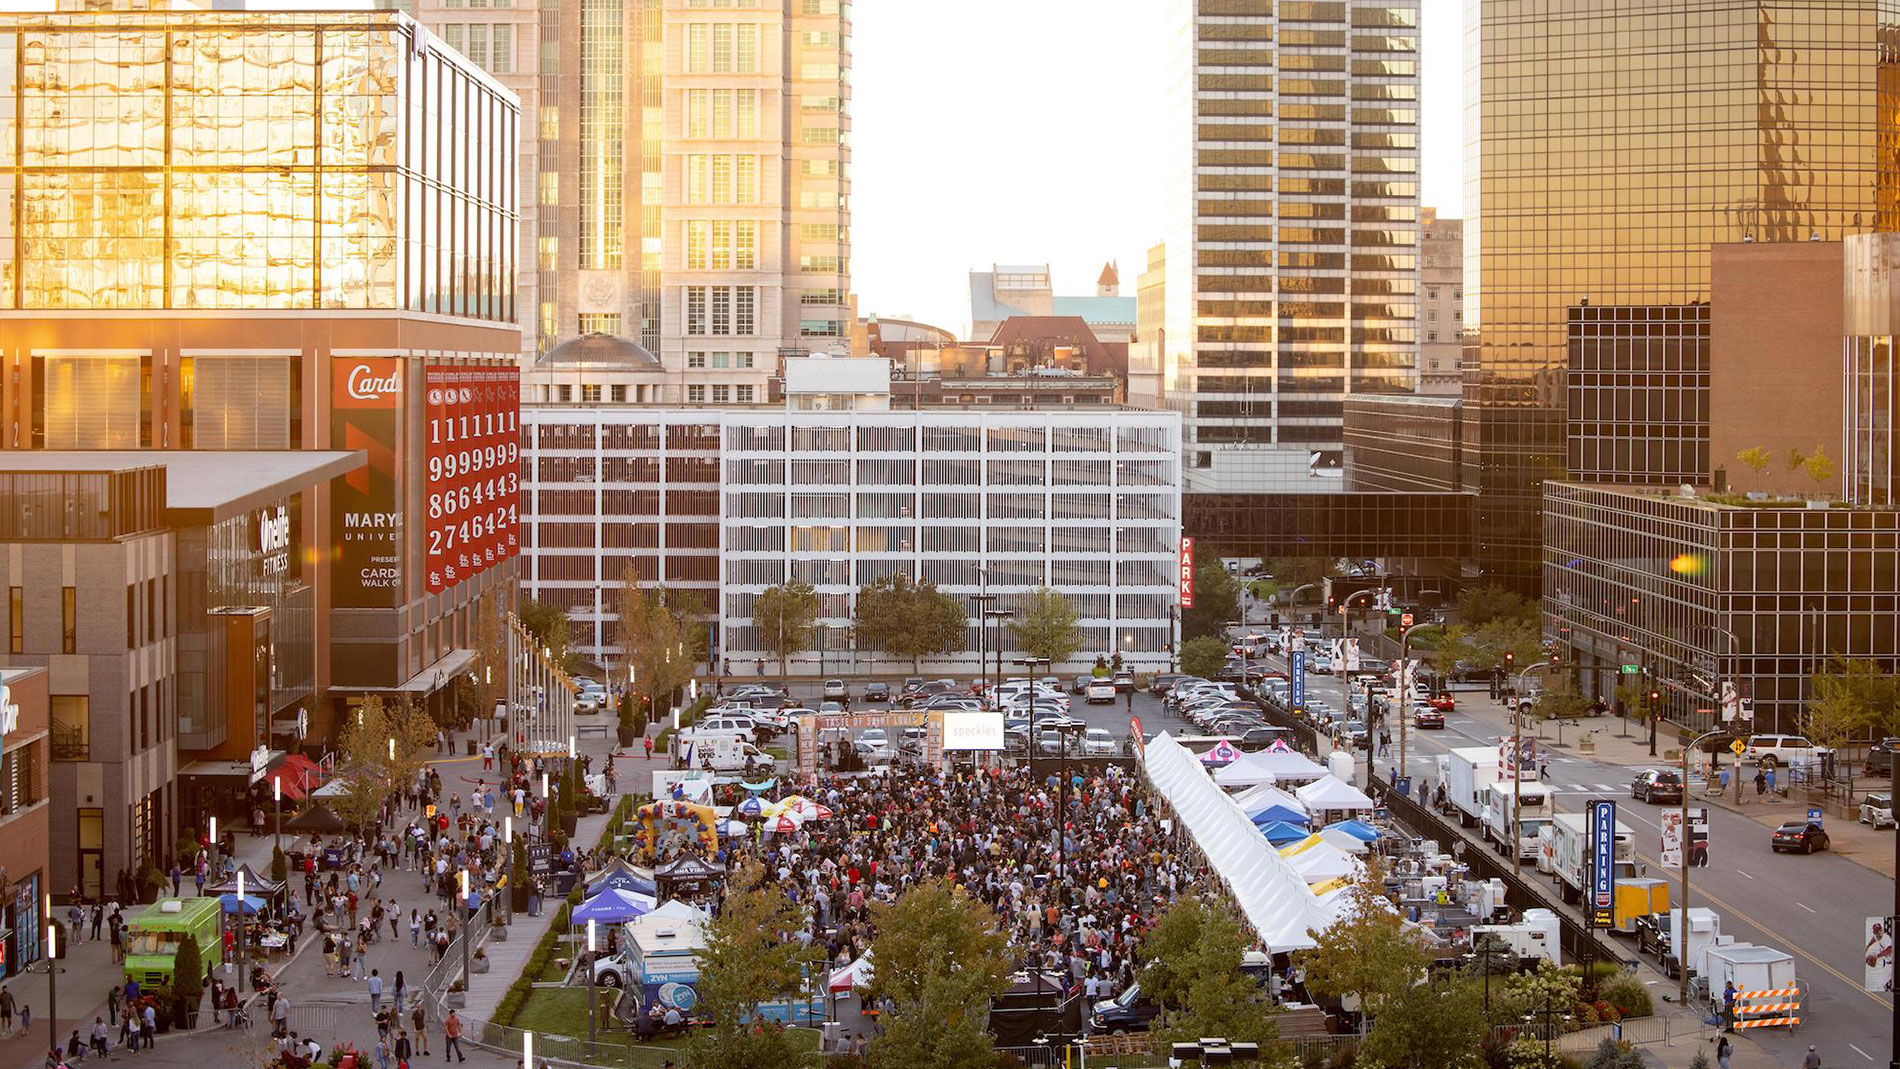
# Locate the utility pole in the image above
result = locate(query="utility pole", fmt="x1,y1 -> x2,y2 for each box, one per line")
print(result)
1395,622 -> 1442,780
44,893 -> 55,1053
1677,729 -> 1724,1007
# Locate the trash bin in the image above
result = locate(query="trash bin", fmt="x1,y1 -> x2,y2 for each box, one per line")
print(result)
466,738 -> 478,756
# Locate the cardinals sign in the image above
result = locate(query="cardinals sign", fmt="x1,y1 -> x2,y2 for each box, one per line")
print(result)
331,358 -> 403,608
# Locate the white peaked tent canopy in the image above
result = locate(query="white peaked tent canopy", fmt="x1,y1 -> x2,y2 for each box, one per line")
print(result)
1230,782 -> 1310,820
1295,774 -> 1377,813
830,952 -> 874,993
1141,733 -> 1341,951
1213,748 -> 1329,789
1278,834 -> 1361,883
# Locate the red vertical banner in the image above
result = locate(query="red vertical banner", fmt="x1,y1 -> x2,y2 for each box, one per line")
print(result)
425,364 -> 520,593
332,358 -> 404,608
1179,536 -> 1195,609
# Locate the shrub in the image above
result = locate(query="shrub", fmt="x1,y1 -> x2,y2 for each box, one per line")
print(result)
1583,1037 -> 1644,1069
1595,974 -> 1653,1019
1688,1050 -> 1711,1069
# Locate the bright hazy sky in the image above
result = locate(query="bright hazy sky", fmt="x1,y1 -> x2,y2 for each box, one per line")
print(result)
851,1 -> 1463,337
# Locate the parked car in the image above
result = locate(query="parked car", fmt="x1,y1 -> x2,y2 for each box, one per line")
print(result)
1088,983 -> 1161,1036
822,679 -> 849,701
863,682 -> 891,703
1148,673 -> 1191,695
1860,792 -> 1895,830
1742,734 -> 1831,770
1864,738 -> 1900,777
576,683 -> 609,713
1770,820 -> 1831,854
1112,669 -> 1136,692
1238,727 -> 1295,752
1081,728 -> 1120,756
1336,720 -> 1371,750
1072,674 -> 1096,695
1631,769 -> 1684,804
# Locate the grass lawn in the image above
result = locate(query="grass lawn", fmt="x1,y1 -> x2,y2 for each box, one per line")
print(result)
535,954 -> 571,982
501,988 -> 822,1068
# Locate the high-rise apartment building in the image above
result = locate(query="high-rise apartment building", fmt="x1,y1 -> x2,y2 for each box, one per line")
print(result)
404,0 -> 851,383
1467,0 -> 1899,586
1153,0 -> 1421,491
1418,208 -> 1462,394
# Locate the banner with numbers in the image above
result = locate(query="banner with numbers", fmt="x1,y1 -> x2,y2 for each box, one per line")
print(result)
424,365 -> 520,593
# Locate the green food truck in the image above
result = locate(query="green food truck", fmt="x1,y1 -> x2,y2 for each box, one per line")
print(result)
124,897 -> 224,989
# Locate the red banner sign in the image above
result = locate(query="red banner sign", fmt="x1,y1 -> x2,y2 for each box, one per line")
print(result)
331,357 -> 403,608
1178,536 -> 1195,609
424,365 -> 520,593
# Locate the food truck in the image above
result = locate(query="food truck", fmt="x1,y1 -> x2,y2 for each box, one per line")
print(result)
124,897 -> 225,989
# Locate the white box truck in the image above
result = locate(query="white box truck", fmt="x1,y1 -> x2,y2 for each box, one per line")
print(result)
1542,811 -> 1637,905
673,732 -> 769,773
1441,746 -> 1502,828
1482,781 -> 1554,861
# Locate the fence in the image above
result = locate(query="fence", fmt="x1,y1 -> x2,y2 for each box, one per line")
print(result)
1491,1012 -> 1706,1054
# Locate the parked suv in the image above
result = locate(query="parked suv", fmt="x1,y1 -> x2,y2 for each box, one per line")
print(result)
1741,734 -> 1831,770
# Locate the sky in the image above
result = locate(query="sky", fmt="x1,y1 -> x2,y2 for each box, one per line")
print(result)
850,1 -> 1464,338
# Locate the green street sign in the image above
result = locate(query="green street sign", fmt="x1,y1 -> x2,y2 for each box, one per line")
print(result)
1620,664 -> 1642,675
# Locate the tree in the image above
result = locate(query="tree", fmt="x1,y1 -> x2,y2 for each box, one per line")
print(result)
852,574 -> 966,671
1807,655 -> 1900,746
1181,544 -> 1242,641
1356,975 -> 1487,1069
331,696 -> 439,833
1435,616 -> 1544,676
1009,586 -> 1082,666
684,861 -> 820,1069
1138,896 -> 1285,1057
751,580 -> 820,676
270,844 -> 287,885
1736,446 -> 1772,478
1802,443 -> 1836,492
1179,636 -> 1230,681
516,597 -> 573,668
1456,584 -> 1535,628
615,562 -> 705,713
1299,859 -> 1431,1030
173,932 -> 204,1002
863,880 -> 1011,1069
1266,556 -> 1338,594
1527,672 -> 1592,727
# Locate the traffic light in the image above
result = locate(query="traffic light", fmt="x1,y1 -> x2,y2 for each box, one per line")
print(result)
1504,651 -> 1515,671
1549,650 -> 1561,667
1648,688 -> 1661,706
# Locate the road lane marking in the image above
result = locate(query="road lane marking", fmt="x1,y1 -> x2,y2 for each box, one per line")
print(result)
1849,1043 -> 1873,1061
1735,869 -> 1755,879
1798,902 -> 1817,913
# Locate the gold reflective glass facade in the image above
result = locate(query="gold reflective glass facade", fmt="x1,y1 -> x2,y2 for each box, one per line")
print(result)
1469,0 -> 1900,584
0,11 -> 519,317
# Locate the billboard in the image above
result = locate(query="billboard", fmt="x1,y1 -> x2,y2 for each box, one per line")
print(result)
424,365 -> 521,593
941,711 -> 1005,751
1178,537 -> 1195,608
331,357 -> 404,608
1866,916 -> 1894,993
1589,799 -> 1617,928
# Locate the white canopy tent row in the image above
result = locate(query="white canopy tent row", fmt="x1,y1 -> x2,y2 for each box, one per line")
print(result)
1293,775 -> 1376,818
1141,733 -> 1345,952
1210,746 -> 1331,789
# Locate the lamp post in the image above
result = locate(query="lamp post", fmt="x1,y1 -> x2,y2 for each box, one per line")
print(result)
540,773 -> 551,838
1166,605 -> 1177,673
1396,623 -> 1442,780
458,868 -> 471,1005
272,774 -> 283,856
1525,999 -> 1571,1064
209,816 -> 219,877
44,895 -> 55,1054
586,919 -> 598,1053
986,609 -> 1014,695
1675,727 -> 1727,1007
236,869 -> 247,994
1513,662 -> 1558,876
522,1029 -> 533,1069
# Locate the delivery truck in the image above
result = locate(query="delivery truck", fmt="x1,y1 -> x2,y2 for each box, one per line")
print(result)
1440,746 -> 1502,828
1609,877 -> 1670,934
1481,780 -> 1554,861
672,732 -> 771,773
1541,811 -> 1638,905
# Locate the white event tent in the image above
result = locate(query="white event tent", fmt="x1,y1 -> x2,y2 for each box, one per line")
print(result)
1212,748 -> 1330,789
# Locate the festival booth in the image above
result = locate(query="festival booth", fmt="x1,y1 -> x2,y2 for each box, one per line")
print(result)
571,888 -> 655,926
1294,776 -> 1377,824
654,855 -> 725,901
1213,748 -> 1329,789
585,862 -> 659,900
1278,834 -> 1362,883
208,865 -> 289,958
829,952 -> 873,994
1140,733 -> 1341,951
1258,821 -> 1310,846
1321,819 -> 1382,853
1198,739 -> 1242,767
631,800 -> 719,861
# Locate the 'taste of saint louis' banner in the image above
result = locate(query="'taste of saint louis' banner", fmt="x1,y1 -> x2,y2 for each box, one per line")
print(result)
332,358 -> 404,608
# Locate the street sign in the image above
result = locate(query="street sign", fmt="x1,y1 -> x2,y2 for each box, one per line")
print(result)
1620,664 -> 1642,675
1291,650 -> 1307,712
1866,916 -> 1895,993
1399,612 -> 1414,629
1729,738 -> 1747,756
1178,537 -> 1195,609
1589,800 -> 1617,929
1659,809 -> 1683,869
1807,806 -> 1824,827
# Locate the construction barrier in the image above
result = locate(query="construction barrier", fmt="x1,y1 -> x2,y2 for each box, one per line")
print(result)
1731,987 -> 1801,1030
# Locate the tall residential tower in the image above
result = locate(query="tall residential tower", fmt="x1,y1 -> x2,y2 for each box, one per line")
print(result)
1152,0 -> 1422,491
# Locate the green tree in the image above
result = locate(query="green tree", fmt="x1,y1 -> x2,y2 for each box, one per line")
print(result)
516,597 -> 574,669
173,932 -> 205,1002
1528,672 -> 1592,727
1356,975 -> 1487,1069
852,574 -> 966,671
1266,556 -> 1338,595
1807,655 -> 1900,746
1803,444 -> 1836,491
1138,896 -> 1285,1056
1179,636 -> 1231,681
331,696 -> 439,833
1008,586 -> 1082,666
1736,446 -> 1772,478
684,861 -> 821,1069
863,880 -> 1011,1069
270,844 -> 287,884
1436,616 -> 1544,677
1299,860 -> 1431,1031
1456,584 -> 1535,628
616,562 -> 705,714
1181,544 -> 1242,641
751,580 -> 821,675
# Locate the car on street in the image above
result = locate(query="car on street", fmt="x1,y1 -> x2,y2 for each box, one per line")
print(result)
863,682 -> 891,703
1112,669 -> 1136,692
1860,792 -> 1895,829
1336,719 -> 1370,750
1770,820 -> 1831,854
1311,652 -> 1334,673
1085,678 -> 1117,704
822,679 -> 849,701
1072,674 -> 1095,694
576,683 -> 609,713
1741,734 -> 1830,770
819,701 -> 843,715
1631,769 -> 1684,804
1428,693 -> 1456,711
1412,706 -> 1445,729
1864,738 -> 1900,777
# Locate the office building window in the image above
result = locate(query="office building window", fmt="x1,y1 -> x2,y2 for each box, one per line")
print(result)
61,586 -> 74,654
687,385 -> 707,402
735,385 -> 754,402
8,587 -> 19,654
581,385 -> 602,403
711,286 -> 732,334
735,287 -> 756,334
578,313 -> 621,335
712,385 -> 731,403
51,696 -> 89,761
688,352 -> 707,369
686,288 -> 708,335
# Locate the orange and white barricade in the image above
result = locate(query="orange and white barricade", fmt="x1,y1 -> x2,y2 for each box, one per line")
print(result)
1731,987 -> 1801,1030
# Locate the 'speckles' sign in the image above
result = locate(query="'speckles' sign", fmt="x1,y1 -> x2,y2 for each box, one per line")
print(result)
1178,536 -> 1195,609
331,357 -> 403,608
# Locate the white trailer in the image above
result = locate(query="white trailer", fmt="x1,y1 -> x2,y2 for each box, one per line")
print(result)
1441,746 -> 1502,828
1543,811 -> 1637,905
1482,780 -> 1554,861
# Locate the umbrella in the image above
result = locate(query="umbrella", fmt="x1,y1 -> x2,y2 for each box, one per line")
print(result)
734,795 -> 770,818
739,778 -> 778,793
764,812 -> 804,835
1198,739 -> 1242,766
219,894 -> 266,915
285,805 -> 348,834
716,818 -> 751,838
778,797 -> 832,821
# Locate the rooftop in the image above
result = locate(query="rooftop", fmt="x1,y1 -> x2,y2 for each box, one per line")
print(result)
0,451 -> 364,524
1051,295 -> 1136,325
536,332 -> 663,371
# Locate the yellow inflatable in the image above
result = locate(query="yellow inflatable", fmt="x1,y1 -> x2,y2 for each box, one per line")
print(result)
633,800 -> 719,860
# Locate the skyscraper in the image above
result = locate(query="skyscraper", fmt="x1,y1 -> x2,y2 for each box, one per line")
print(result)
1154,0 -> 1422,491
1467,0 -> 1900,586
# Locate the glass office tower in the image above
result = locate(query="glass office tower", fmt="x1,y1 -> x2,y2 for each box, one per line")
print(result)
1467,0 -> 1900,586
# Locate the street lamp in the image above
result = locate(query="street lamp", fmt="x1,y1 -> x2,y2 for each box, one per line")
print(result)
586,919 -> 598,1053
458,868 -> 471,1005
272,775 -> 282,856
236,869 -> 247,993
1396,623 -> 1443,781
44,892 -> 56,1053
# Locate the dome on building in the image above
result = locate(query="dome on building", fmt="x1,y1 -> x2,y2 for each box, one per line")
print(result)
537,332 -> 662,370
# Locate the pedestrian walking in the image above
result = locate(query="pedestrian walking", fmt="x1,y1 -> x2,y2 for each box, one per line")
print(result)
89,1017 -> 107,1059
1715,1035 -> 1733,1069
409,910 -> 421,947
21,1003 -> 31,1034
442,1010 -> 466,1063
411,1006 -> 430,1056
643,735 -> 654,760
140,1002 -> 156,1049
368,969 -> 384,1013
1754,768 -> 1767,798
393,972 -> 406,1015
375,1034 -> 392,1069
1804,1044 -> 1822,1068
1,985 -> 15,1035
394,1030 -> 413,1069
272,994 -> 289,1034
89,904 -> 102,942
